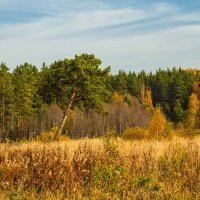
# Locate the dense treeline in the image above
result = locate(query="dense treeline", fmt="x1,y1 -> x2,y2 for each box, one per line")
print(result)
110,68 -> 200,121
0,54 -> 200,139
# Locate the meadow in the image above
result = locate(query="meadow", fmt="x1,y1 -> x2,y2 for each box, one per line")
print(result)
0,135 -> 200,200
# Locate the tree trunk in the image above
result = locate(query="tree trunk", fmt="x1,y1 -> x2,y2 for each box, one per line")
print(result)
55,91 -> 76,140
11,101 -> 14,131
2,94 -> 5,135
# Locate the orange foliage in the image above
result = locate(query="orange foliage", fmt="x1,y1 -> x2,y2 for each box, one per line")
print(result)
113,92 -> 124,103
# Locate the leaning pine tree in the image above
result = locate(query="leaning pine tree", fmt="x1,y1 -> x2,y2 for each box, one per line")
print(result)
51,54 -> 110,139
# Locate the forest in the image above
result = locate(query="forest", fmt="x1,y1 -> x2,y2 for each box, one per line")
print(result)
0,53 -> 200,140
0,54 -> 200,199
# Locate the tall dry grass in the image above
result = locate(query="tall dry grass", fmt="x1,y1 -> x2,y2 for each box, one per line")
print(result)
0,136 -> 200,199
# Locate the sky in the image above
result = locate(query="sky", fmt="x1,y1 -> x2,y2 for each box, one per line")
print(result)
0,0 -> 200,73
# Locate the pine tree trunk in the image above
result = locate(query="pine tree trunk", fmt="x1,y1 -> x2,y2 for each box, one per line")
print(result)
55,91 -> 76,140
11,102 -> 14,131
2,95 -> 5,135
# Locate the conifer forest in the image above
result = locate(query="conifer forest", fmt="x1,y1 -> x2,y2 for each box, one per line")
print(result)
0,54 -> 200,140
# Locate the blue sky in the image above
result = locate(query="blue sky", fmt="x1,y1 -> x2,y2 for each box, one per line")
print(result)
0,0 -> 200,73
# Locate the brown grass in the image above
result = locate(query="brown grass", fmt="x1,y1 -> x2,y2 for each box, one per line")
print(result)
0,136 -> 200,199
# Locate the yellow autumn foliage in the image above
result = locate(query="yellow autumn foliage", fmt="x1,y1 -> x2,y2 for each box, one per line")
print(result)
144,89 -> 154,113
187,93 -> 199,129
35,127 -> 70,142
122,127 -> 149,140
149,106 -> 166,139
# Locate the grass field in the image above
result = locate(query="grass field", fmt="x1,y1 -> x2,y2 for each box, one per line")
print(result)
0,136 -> 200,199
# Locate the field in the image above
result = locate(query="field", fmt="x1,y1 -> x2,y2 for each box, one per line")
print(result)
0,136 -> 200,200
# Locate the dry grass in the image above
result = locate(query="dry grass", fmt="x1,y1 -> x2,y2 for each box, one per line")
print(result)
0,136 -> 200,199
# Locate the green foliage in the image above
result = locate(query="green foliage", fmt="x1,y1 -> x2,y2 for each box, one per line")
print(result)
1,55 -> 200,140
162,122 -> 173,139
127,71 -> 140,97
172,100 -> 184,122
103,129 -> 118,158
47,54 -> 110,112
13,63 -> 40,116
47,54 -> 111,137
110,67 -> 197,123
39,63 -> 54,104
93,164 -> 126,197
123,94 -> 132,106
113,70 -> 128,94
122,127 -> 149,140
133,175 -> 161,192
0,63 -> 13,135
12,63 -> 41,138
9,189 -> 23,200
94,164 -> 125,184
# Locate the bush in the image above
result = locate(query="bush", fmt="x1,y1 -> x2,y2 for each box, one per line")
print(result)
35,127 -> 70,142
93,164 -> 126,196
163,122 -> 173,140
35,130 -> 55,142
177,128 -> 200,138
103,129 -> 118,158
122,127 -> 149,140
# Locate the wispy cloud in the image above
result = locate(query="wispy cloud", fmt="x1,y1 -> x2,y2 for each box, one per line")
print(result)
0,0 -> 200,72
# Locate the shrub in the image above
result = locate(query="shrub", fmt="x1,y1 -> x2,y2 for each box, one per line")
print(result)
103,129 -> 118,158
35,130 -> 55,142
35,127 -> 70,142
122,127 -> 149,140
163,122 -> 173,139
93,164 -> 126,196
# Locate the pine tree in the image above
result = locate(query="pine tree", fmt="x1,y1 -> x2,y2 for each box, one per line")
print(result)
170,73 -> 186,107
50,54 -> 110,138
172,100 -> 184,123
40,63 -> 55,104
114,70 -> 128,94
0,63 -> 13,137
150,70 -> 169,115
127,72 -> 139,97
13,63 -> 40,138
